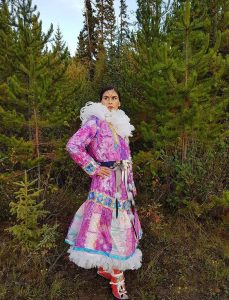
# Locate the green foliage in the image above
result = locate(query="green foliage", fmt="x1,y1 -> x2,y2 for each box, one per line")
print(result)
95,0 -> 116,50
7,170 -> 58,252
131,0 -> 228,163
133,140 -> 228,215
0,1 -> 228,299
0,0 -> 76,196
166,142 -> 229,210
213,190 -> 229,207
0,0 -> 227,218
179,190 -> 229,221
118,0 -> 129,49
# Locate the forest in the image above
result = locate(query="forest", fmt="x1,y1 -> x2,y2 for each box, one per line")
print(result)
0,0 -> 228,299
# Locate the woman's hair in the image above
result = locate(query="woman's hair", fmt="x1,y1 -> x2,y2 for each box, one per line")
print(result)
99,85 -> 121,101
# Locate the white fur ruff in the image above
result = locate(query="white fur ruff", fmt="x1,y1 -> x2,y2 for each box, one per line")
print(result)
80,101 -> 135,138
67,248 -> 142,272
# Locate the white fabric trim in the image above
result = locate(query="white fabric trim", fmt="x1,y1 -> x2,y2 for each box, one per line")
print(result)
80,101 -> 135,138
67,248 -> 142,272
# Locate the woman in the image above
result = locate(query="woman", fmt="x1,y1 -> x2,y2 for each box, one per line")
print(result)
65,86 -> 142,299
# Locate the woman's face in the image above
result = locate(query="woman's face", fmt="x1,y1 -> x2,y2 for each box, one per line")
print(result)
101,89 -> 120,111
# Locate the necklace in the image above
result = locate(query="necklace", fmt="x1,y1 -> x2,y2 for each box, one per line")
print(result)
108,123 -> 119,150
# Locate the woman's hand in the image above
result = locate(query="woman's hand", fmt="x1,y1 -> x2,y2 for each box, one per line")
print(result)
96,166 -> 111,177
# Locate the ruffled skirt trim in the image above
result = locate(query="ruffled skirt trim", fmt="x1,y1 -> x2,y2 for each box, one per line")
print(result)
66,244 -> 142,272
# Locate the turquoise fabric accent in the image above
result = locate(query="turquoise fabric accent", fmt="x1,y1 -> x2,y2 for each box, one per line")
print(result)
83,161 -> 98,175
65,238 -> 74,245
87,190 -> 131,210
70,246 -> 135,261
84,162 -> 96,174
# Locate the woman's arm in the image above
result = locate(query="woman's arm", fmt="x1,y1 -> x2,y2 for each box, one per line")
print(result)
66,116 -> 101,176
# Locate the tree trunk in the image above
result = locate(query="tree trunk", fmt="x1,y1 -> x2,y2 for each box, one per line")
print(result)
33,105 -> 41,189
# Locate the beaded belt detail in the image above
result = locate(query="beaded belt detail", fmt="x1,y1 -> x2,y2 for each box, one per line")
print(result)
87,190 -> 132,211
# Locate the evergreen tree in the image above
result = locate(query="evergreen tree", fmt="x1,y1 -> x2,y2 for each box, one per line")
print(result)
95,0 -> 105,48
7,170 -> 58,253
50,25 -> 71,96
76,29 -> 88,59
0,0 -> 70,190
0,1 -> 22,148
0,0 -> 15,82
95,0 -> 116,50
165,0 -> 226,160
118,0 -> 129,49
10,0 -> 54,186
136,0 -> 170,46
93,47 -> 108,88
0,0 -> 47,186
52,25 -> 70,57
76,0 -> 97,61
133,0 -> 226,162
126,0 -> 168,143
104,0 -> 116,49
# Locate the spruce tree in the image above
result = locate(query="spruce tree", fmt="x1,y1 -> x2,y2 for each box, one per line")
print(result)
133,0 -> 226,161
10,0 -> 54,186
0,0 -> 46,185
118,0 -> 129,49
0,0 -> 15,82
104,0 -> 116,49
50,25 -> 70,96
164,0 -> 225,160
76,29 -> 88,59
124,0 -> 168,149
0,0 -> 70,190
95,0 -> 105,48
7,170 -> 58,253
136,0 -> 170,46
52,25 -> 70,57
95,0 -> 116,50
76,0 -> 97,61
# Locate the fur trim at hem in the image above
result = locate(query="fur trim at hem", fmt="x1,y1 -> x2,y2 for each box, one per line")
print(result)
67,247 -> 142,272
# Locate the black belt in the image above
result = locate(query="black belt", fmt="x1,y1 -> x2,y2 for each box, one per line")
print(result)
98,161 -> 116,168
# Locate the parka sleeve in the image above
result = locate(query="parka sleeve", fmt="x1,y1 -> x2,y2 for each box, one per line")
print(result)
125,138 -> 137,197
65,116 -> 101,176
128,156 -> 137,197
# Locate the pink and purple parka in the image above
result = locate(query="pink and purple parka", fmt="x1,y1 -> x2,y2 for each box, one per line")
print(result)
64,103 -> 142,272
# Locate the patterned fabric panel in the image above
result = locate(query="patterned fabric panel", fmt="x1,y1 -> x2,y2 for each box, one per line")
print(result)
87,190 -> 132,211
83,161 -> 99,175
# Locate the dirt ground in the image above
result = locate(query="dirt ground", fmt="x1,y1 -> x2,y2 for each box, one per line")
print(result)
1,206 -> 228,299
